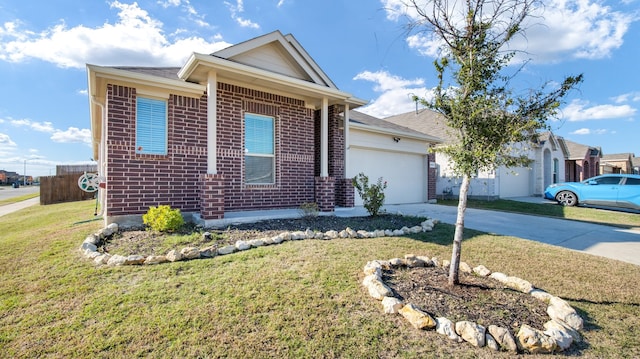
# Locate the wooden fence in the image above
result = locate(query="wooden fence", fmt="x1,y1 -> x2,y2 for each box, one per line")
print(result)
56,165 -> 97,175
40,173 -> 96,205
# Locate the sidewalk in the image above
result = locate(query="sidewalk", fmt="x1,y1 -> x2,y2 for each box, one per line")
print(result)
0,197 -> 40,218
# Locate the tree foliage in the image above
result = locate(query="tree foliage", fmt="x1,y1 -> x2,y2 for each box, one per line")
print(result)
399,0 -> 583,285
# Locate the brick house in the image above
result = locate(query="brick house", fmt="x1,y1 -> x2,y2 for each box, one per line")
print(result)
88,31 -> 438,227
600,153 -> 635,174
559,139 -> 601,182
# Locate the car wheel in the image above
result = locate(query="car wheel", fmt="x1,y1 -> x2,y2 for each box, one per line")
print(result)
556,191 -> 578,206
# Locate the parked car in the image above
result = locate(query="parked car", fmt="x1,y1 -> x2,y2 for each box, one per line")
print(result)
544,174 -> 640,210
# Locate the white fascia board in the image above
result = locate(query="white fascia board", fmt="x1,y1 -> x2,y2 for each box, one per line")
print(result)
87,64 -> 206,97
178,53 -> 367,107
350,122 -> 443,144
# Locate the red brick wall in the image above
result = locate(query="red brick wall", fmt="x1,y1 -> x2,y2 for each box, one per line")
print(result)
105,85 -> 208,217
216,83 -> 316,211
427,152 -> 437,200
105,82 -> 326,217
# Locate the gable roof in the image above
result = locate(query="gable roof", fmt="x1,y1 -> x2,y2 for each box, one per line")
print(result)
212,31 -> 336,89
177,31 -> 365,110
348,110 -> 442,143
560,139 -> 601,160
383,108 -> 453,143
601,153 -> 634,161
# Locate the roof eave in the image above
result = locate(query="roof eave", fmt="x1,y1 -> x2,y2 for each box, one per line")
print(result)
350,121 -> 442,143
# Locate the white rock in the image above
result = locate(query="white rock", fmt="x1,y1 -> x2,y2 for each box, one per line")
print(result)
83,234 -> 99,245
459,261 -> 473,273
473,265 -> 491,277
416,256 -> 434,267
279,232 -> 292,241
547,296 -> 583,330
530,289 -> 554,303
455,321 -> 486,347
249,239 -> 265,248
124,255 -> 145,265
94,254 -> 111,265
346,227 -> 357,237
235,240 -> 251,251
384,229 -> 393,236
166,250 -> 183,262
399,303 -> 436,330
435,317 -> 463,342
392,229 -> 404,236
485,333 -> 500,351
389,258 -> 403,267
217,245 -> 236,255
107,254 -> 127,266
80,242 -> 97,252
271,235 -> 284,244
84,250 -> 101,259
356,230 -> 369,238
516,324 -> 557,353
325,230 -> 339,239
489,272 -> 534,293
381,297 -> 403,314
180,247 -> 201,259
543,325 -> 573,351
487,325 -> 518,352
362,274 -> 393,300
544,320 -> 581,342
144,255 -> 168,265
339,230 -> 349,238
363,261 -> 383,276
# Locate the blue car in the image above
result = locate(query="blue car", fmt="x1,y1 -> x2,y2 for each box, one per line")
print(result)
544,174 -> 640,210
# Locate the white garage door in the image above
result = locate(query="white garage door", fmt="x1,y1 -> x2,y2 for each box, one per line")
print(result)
349,148 -> 426,205
498,167 -> 531,198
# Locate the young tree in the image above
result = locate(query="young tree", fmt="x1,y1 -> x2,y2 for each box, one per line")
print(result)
397,0 -> 583,285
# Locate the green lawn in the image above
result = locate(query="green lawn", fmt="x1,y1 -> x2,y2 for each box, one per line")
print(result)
438,198 -> 640,228
1,200 -> 639,358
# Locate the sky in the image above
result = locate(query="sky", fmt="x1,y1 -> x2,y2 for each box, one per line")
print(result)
0,0 -> 638,177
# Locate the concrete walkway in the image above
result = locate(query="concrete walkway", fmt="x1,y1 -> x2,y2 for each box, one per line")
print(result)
0,197 -> 40,218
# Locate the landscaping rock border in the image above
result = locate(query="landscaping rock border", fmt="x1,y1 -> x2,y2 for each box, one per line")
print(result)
80,219 -> 439,266
361,256 -> 583,354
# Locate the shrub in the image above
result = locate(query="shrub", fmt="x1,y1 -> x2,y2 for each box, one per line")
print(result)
352,172 -> 387,217
298,202 -> 319,219
142,205 -> 185,233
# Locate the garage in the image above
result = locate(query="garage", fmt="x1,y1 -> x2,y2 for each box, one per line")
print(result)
347,111 -> 441,206
497,166 -> 532,198
349,147 -> 427,205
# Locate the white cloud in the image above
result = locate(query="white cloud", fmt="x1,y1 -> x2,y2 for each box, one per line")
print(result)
225,0 -> 260,29
10,118 -> 55,133
611,92 -> 640,104
354,70 -> 433,118
382,0 -> 634,64
561,99 -> 637,121
570,128 -> 609,135
0,133 -> 17,147
277,0 -> 286,7
0,1 -> 229,68
50,127 -> 92,145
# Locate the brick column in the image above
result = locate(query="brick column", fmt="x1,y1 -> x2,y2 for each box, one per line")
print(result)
335,177 -> 354,207
427,153 -> 437,201
200,174 -> 225,219
314,176 -> 335,212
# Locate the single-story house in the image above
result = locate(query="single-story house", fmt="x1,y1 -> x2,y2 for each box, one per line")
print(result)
559,139 -> 601,182
87,31 -> 440,227
600,153 -> 635,174
384,109 -> 567,199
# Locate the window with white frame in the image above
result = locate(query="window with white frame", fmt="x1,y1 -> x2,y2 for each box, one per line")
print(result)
244,113 -> 275,184
136,96 -> 167,155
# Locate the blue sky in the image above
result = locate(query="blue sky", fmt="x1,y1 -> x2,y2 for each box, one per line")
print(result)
0,0 -> 638,177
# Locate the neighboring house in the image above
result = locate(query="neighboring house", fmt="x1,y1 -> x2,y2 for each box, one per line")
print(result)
384,109 -> 566,199
87,31 -> 439,227
0,170 -> 20,185
633,157 -> 640,175
600,153 -> 635,174
347,110 -> 441,205
558,139 -> 601,182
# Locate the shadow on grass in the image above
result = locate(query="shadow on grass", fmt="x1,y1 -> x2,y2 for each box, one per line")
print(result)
406,224 -> 486,246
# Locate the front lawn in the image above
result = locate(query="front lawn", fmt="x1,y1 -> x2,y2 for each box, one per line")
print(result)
1,200 -> 639,358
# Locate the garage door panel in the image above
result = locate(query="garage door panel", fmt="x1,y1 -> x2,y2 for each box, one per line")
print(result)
349,148 -> 426,205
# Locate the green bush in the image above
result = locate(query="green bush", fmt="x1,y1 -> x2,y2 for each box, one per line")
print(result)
142,205 -> 185,233
352,172 -> 387,217
298,202 -> 319,219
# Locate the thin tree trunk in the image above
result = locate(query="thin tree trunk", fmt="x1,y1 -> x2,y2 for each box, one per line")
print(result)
448,174 -> 470,286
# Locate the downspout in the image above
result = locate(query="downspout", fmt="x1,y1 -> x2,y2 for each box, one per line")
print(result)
90,96 -> 107,218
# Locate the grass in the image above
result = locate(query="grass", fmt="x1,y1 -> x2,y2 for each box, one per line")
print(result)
0,190 -> 40,206
438,198 -> 640,228
1,200 -> 639,358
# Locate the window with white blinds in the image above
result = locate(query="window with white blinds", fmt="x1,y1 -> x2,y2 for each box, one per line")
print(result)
136,97 -> 167,155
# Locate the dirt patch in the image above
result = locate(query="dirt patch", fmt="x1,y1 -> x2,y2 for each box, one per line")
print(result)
384,266 -> 549,332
